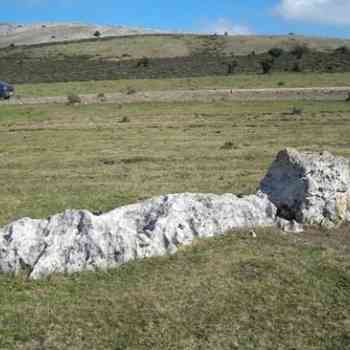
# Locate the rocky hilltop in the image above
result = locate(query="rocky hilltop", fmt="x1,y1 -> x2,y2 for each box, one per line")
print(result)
0,148 -> 349,279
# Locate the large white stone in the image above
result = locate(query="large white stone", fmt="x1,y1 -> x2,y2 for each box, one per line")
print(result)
260,148 -> 350,226
0,148 -> 349,279
0,193 -> 276,279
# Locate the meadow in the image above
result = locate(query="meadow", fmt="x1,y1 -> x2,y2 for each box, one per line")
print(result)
1,82 -> 350,349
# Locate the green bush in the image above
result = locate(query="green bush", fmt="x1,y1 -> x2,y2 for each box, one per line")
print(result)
291,45 -> 309,59
268,47 -> 284,58
67,94 -> 81,105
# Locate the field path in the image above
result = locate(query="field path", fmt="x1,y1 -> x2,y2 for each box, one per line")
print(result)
2,86 -> 350,105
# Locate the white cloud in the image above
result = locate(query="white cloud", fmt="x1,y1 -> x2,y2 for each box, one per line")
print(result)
202,18 -> 253,35
276,0 -> 350,26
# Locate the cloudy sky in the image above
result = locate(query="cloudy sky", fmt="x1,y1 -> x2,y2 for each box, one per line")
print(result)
4,0 -> 350,37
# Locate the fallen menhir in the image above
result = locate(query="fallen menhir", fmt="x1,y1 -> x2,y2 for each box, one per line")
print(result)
0,148 -> 349,279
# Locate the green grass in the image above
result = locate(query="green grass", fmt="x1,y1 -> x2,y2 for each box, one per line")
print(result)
0,227 -> 350,349
1,99 -> 350,225
1,98 -> 350,349
15,72 -> 350,97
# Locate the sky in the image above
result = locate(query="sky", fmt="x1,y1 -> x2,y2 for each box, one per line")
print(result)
3,0 -> 350,38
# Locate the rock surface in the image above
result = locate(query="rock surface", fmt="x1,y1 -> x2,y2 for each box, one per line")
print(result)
0,193 -> 276,279
260,148 -> 350,226
0,148 -> 349,279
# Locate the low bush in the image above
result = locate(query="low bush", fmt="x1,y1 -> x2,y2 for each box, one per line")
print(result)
67,94 -> 81,105
268,47 -> 284,58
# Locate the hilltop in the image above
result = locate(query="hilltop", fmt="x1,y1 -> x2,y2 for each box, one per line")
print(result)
0,22 -> 161,48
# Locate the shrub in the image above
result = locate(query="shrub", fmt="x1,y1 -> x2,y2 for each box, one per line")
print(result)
260,59 -> 273,74
268,47 -> 284,58
136,57 -> 150,68
277,81 -> 285,87
125,86 -> 136,95
291,45 -> 309,59
97,92 -> 106,101
292,62 -> 302,72
227,61 -> 238,74
290,107 -> 303,115
67,94 -> 81,105
346,93 -> 350,102
335,46 -> 349,55
220,141 -> 235,150
119,116 -> 130,123
93,30 -> 101,38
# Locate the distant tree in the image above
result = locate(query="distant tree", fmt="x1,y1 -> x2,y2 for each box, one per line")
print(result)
9,43 -> 15,48
260,59 -> 274,74
268,47 -> 284,58
291,62 -> 302,72
93,30 -> 101,38
335,46 -> 349,55
291,45 -> 309,59
227,61 -> 238,74
67,94 -> 81,105
136,57 -> 150,68
224,31 -> 229,37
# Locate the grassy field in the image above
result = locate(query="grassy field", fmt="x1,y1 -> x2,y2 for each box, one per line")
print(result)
1,98 -> 350,349
15,72 -> 350,97
1,227 -> 350,349
1,99 -> 350,225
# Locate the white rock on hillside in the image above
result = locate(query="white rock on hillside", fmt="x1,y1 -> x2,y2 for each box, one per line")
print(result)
0,148 -> 349,279
260,148 -> 350,227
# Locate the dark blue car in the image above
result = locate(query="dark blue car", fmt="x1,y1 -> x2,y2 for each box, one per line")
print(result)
0,81 -> 14,99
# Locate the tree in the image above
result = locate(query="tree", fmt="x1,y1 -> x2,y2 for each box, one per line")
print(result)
268,47 -> 284,58
260,59 -> 273,74
291,45 -> 309,59
93,30 -> 101,38
227,61 -> 238,74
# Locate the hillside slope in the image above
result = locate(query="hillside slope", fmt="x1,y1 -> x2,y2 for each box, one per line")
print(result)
1,32 -> 350,84
0,22 -> 160,48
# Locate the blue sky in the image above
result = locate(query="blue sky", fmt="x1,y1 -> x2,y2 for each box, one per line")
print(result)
4,0 -> 350,38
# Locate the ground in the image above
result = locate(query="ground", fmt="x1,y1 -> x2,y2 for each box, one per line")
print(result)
1,98 -> 350,225
1,227 -> 350,349
12,72 -> 350,97
1,70 -> 350,349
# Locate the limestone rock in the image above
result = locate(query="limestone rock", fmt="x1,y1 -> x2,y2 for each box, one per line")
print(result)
260,148 -> 350,226
0,193 -> 276,279
1,148 -> 349,279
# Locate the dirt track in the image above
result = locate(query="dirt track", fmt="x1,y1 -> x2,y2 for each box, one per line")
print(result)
2,87 -> 350,106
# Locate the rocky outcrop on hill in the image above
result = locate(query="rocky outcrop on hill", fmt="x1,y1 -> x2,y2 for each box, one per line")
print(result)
0,148 -> 349,279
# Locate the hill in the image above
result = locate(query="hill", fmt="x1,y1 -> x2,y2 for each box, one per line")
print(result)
0,22 -> 160,48
1,33 -> 350,84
